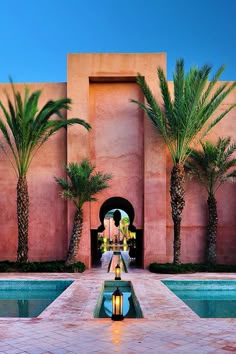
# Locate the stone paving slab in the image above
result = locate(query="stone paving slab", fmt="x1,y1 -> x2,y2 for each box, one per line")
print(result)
0,270 -> 235,353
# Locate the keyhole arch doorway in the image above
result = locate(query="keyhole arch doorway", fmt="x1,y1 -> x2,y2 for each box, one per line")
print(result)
91,197 -> 143,268
98,197 -> 136,233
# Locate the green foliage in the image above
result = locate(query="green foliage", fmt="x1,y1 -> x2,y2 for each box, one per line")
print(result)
0,260 -> 85,273
132,59 -> 236,265
119,216 -> 130,237
149,262 -> 236,273
121,216 -> 130,225
55,159 -> 112,209
131,59 -> 236,165
186,137 -> 236,195
0,82 -> 91,177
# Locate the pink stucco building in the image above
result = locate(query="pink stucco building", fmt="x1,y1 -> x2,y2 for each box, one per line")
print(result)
0,53 -> 235,268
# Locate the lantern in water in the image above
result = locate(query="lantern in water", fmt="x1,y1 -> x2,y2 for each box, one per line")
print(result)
111,287 -> 124,321
115,263 -> 121,280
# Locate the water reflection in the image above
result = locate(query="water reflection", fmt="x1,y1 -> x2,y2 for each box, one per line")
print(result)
100,292 -> 137,318
17,299 -> 29,317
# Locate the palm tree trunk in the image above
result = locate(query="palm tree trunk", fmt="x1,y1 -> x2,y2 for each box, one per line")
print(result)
17,176 -> 29,262
66,208 -> 83,265
170,163 -> 185,265
206,193 -> 218,265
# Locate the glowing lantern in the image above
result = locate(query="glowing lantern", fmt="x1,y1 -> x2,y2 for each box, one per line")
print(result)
115,263 -> 121,280
111,287 -> 124,321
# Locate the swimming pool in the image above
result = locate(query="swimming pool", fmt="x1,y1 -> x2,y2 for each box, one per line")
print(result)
0,280 -> 73,317
162,280 -> 236,318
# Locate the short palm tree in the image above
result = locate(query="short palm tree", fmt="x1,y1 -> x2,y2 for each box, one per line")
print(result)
55,159 -> 112,265
0,83 -> 91,262
131,59 -> 236,264
186,137 -> 236,265
119,216 -> 130,240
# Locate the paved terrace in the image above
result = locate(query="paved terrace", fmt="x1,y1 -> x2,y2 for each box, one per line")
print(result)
0,266 -> 235,353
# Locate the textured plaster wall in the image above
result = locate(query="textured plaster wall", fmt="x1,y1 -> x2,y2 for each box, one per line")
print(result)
88,82 -> 144,230
0,54 -> 235,267
0,83 -> 68,261
67,53 -> 167,268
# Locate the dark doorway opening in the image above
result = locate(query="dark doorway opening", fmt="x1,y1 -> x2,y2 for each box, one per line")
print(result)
91,197 -> 143,268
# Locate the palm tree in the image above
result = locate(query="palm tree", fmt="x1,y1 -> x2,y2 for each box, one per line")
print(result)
186,137 -> 236,265
55,159 -> 112,265
131,59 -> 236,264
119,216 -> 130,240
0,83 -> 91,262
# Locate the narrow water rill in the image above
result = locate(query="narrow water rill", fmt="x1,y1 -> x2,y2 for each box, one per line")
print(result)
94,280 -> 143,319
94,248 -> 143,319
94,206 -> 143,320
107,251 -> 128,274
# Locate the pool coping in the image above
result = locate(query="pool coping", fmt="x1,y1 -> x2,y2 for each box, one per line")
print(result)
0,271 -> 235,323
0,270 -> 235,354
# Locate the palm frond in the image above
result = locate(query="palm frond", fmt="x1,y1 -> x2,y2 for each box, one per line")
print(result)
132,59 -> 236,165
54,176 -> 71,190
131,73 -> 176,160
0,83 -> 91,177
186,137 -> 236,195
200,65 -> 225,104
226,170 -> 236,182
55,159 -> 112,209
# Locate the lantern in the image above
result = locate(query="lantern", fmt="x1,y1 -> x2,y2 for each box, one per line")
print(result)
115,263 -> 121,280
111,287 -> 124,321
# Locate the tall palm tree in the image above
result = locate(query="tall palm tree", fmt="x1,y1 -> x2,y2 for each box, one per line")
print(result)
0,83 -> 91,262
131,59 -> 236,264
186,137 -> 236,265
55,159 -> 112,265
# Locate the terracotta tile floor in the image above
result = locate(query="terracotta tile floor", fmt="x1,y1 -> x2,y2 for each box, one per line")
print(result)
0,268 -> 235,353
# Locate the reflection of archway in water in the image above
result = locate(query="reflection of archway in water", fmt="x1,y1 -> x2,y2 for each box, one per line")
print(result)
90,197 -> 143,268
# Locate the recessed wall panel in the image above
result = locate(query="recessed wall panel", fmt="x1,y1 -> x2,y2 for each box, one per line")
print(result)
89,82 -> 144,229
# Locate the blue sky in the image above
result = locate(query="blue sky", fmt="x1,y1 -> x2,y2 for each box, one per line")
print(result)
0,0 -> 236,82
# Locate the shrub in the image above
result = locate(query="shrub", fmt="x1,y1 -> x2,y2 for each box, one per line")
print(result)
0,260 -> 86,273
149,262 -> 236,274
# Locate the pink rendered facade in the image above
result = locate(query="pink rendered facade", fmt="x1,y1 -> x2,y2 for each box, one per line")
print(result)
0,53 -> 235,268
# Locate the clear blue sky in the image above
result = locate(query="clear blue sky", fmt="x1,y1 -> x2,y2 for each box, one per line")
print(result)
0,0 -> 236,83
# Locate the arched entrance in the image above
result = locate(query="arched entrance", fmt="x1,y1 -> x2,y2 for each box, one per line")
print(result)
91,197 -> 143,268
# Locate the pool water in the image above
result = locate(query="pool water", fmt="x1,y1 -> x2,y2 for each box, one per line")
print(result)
162,280 -> 236,318
0,280 -> 73,317
94,280 -> 143,318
